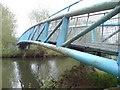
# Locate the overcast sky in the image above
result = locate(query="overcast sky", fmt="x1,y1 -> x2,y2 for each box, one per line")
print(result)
1,0 -> 112,37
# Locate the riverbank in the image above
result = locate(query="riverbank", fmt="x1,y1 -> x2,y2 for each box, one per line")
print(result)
2,44 -> 120,89
41,63 -> 119,89
2,44 -> 65,58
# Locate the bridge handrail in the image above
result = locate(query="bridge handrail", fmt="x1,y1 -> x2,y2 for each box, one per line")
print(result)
41,1 -> 119,24
17,1 -> 120,78
18,1 -> 120,43
49,0 -> 81,18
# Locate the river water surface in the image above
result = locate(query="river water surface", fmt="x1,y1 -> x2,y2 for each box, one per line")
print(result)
2,57 -> 80,88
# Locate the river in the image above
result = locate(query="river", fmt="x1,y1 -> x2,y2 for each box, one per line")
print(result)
2,57 -> 80,88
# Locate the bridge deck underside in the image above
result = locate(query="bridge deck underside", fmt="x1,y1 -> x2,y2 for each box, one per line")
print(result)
72,43 -> 118,55
47,41 -> 118,55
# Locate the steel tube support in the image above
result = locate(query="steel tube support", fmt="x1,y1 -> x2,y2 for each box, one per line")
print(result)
57,17 -> 69,46
103,29 -> 120,42
92,29 -> 96,43
41,22 -> 50,42
41,1 -> 119,24
33,25 -> 40,40
62,5 -> 120,47
69,23 -> 120,29
118,51 -> 120,80
49,0 -> 80,18
18,1 -> 119,42
20,40 -> 119,77
36,25 -> 45,41
117,30 -> 120,80
43,20 -> 63,43
31,25 -> 40,40
28,27 -> 35,40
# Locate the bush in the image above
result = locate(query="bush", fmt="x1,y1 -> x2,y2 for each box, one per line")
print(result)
42,63 -> 119,88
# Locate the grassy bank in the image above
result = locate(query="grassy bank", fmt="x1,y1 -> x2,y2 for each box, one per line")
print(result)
40,63 -> 119,89
2,44 -> 64,58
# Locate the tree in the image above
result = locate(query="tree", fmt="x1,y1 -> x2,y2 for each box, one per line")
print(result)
1,3 -> 17,50
28,7 -> 49,25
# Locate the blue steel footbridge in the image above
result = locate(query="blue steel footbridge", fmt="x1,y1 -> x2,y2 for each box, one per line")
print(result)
17,1 -> 120,80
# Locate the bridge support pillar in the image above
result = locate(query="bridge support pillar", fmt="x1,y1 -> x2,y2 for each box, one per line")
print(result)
41,22 -> 50,42
18,44 -> 30,50
57,16 -> 69,46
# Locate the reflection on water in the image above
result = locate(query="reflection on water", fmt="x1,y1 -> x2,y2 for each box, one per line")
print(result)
31,63 -> 38,74
48,60 -> 58,79
11,62 -> 21,88
2,57 -> 80,88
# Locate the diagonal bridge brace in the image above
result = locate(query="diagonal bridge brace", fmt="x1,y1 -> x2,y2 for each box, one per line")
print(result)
17,1 -> 120,80
43,20 -> 63,43
102,28 -> 120,42
61,5 -> 120,47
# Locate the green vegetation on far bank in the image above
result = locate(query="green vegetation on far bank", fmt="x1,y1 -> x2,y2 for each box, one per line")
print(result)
2,44 -> 63,58
1,3 -> 60,58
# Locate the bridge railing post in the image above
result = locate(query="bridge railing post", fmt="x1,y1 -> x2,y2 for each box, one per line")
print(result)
43,20 -> 63,43
61,5 -> 120,47
57,16 -> 69,46
28,27 -> 35,40
36,25 -> 45,41
41,22 -> 50,42
92,29 -> 96,43
33,25 -> 40,41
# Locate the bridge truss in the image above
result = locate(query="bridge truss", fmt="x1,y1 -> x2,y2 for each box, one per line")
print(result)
17,1 -> 120,79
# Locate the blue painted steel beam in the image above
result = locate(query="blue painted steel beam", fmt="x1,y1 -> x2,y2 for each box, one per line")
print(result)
117,50 -> 120,80
28,27 -> 35,40
18,32 -> 28,42
49,0 -> 80,18
33,25 -> 40,41
31,26 -> 40,40
43,20 -> 63,43
42,1 -> 119,24
117,31 -> 120,80
47,22 -> 120,33
41,22 -> 50,42
36,25 -> 45,41
92,29 -> 96,43
18,40 -> 119,77
17,1 -> 119,43
69,23 -> 120,29
103,29 -> 120,42
62,5 -> 120,47
57,17 -> 69,46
